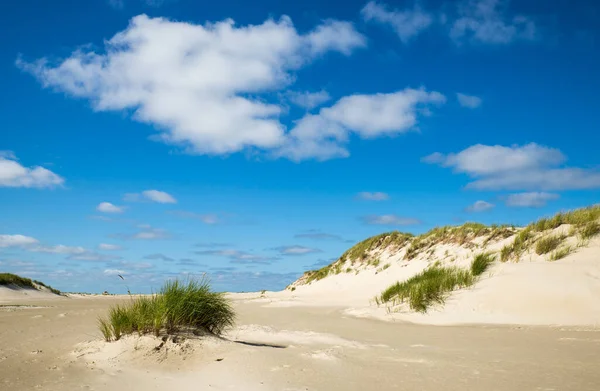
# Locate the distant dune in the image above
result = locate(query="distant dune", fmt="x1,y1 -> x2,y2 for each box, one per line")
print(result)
0,273 -> 64,303
245,205 -> 600,326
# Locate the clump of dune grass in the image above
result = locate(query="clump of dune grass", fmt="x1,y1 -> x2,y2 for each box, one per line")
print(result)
98,278 -> 234,342
548,245 -> 574,261
376,266 -> 474,313
579,221 -> 600,240
471,252 -> 495,276
535,234 -> 565,255
500,228 -> 533,262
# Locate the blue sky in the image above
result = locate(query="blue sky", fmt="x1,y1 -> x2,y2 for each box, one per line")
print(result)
1,0 -> 599,293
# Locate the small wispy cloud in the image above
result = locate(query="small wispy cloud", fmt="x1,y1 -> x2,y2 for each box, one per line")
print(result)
111,225 -> 170,241
195,242 -> 231,248
287,90 -> 331,110
465,200 -> 495,212
271,245 -> 322,256
361,1 -> 433,43
355,191 -> 390,201
504,192 -> 559,208
170,210 -> 220,224
123,189 -> 177,204
360,214 -> 421,225
98,243 -> 123,251
195,249 -> 279,264
294,230 -> 344,241
456,93 -> 482,108
96,202 -> 124,214
143,253 -> 175,262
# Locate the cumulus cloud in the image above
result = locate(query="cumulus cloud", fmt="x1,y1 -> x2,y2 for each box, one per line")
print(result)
287,90 -> 331,110
360,214 -> 422,225
96,202 -> 124,213
423,143 -> 600,191
356,191 -> 390,201
361,1 -> 433,43
18,15 -> 365,159
504,192 -> 559,208
456,93 -> 482,108
451,0 -> 536,44
0,234 -> 39,248
124,190 -> 177,203
465,200 -> 495,212
271,245 -> 322,256
98,243 -> 123,251
0,153 -> 64,188
279,88 -> 445,160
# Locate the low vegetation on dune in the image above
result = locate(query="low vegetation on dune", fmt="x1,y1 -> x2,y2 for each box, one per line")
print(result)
376,266 -> 475,313
98,278 -> 235,342
0,273 -> 62,295
501,205 -> 600,262
342,231 -> 413,262
404,223 -> 515,260
299,231 -> 413,285
470,252 -> 495,276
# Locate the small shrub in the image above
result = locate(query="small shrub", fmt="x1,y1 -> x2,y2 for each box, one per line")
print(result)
290,287 -> 296,292
471,253 -> 495,276
535,235 -> 565,255
500,245 -> 512,262
382,263 -> 391,271
371,258 -> 381,267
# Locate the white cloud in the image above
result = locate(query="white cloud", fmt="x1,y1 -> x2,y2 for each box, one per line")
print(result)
423,143 -> 600,191
98,243 -> 123,251
279,88 -> 445,160
272,245 -> 322,256
287,90 -> 331,110
30,245 -> 86,254
451,0 -> 536,44
141,190 -> 176,203
505,192 -> 559,208
456,93 -> 482,108
361,1 -> 433,43
356,191 -> 389,201
360,214 -> 421,225
18,15 -> 365,158
0,234 -> 39,248
96,202 -> 124,213
0,153 -> 64,188
466,200 -> 495,212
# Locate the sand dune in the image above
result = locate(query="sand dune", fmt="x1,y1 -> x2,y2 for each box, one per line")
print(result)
247,223 -> 600,327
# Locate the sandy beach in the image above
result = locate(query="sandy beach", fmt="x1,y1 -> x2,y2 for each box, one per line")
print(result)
1,291 -> 599,391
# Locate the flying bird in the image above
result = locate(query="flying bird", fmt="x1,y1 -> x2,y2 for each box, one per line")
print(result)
118,274 -> 125,280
